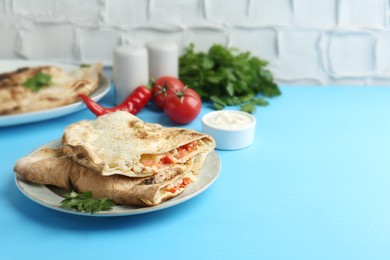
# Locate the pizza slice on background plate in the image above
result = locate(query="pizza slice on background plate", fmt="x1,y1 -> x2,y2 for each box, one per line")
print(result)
0,63 -> 102,115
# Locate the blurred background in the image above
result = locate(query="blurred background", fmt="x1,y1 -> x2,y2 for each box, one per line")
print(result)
0,0 -> 389,86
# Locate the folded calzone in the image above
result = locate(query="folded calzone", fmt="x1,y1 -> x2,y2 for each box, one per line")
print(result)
62,111 -> 216,177
0,63 -> 102,115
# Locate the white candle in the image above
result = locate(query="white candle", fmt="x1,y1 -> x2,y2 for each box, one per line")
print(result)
113,44 -> 149,105
146,40 -> 178,80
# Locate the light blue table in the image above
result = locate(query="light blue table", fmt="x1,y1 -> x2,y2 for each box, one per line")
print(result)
1,86 -> 389,260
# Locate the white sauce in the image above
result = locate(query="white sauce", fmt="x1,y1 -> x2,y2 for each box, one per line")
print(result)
203,111 -> 254,130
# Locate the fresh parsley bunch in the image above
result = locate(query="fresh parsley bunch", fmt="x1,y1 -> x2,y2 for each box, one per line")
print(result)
179,44 -> 281,113
60,191 -> 115,214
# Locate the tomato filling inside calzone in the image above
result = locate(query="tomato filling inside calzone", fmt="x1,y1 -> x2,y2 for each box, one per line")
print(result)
62,111 -> 216,178
164,177 -> 193,194
140,140 -> 199,169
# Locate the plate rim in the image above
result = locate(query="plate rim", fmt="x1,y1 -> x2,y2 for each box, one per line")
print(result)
0,60 -> 110,127
14,139 -> 221,217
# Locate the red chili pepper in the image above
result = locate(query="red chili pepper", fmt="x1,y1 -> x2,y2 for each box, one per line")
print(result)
79,86 -> 151,116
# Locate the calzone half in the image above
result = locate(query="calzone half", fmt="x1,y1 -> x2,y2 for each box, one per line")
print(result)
14,148 -> 205,206
0,63 -> 102,115
62,111 -> 216,178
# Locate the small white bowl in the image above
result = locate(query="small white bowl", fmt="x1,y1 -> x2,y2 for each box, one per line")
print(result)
201,110 -> 256,150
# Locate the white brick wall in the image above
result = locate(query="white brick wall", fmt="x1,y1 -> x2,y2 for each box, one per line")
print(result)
328,32 -> 376,77
1,0 -> 390,86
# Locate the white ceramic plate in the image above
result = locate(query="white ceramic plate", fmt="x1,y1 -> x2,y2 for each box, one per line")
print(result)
0,60 -> 110,127
15,139 -> 221,217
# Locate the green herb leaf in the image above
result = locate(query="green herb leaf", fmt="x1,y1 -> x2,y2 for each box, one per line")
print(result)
202,57 -> 213,70
226,82 -> 235,97
255,97 -> 269,106
240,100 -> 257,113
60,190 -> 115,214
210,96 -> 226,110
179,44 -> 281,112
22,73 -> 52,92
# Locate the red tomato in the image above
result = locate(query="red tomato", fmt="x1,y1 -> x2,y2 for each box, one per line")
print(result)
151,76 -> 185,109
164,88 -> 202,125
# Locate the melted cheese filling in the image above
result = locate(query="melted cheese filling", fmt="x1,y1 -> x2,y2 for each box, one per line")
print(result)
103,140 -> 207,176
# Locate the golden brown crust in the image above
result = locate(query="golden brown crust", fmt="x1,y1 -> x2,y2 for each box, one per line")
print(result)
14,147 -> 202,206
62,111 -> 216,177
0,66 -> 52,88
0,63 -> 103,115
13,112 -> 216,207
14,148 -> 72,190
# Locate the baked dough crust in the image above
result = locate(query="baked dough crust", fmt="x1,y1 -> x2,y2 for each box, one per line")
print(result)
0,63 -> 102,115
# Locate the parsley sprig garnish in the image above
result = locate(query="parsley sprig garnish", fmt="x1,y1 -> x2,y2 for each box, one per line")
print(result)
22,73 -> 52,92
179,44 -> 281,113
60,191 -> 115,214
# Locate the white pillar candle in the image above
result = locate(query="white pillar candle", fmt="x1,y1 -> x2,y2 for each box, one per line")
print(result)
146,40 -> 178,80
113,44 -> 149,105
